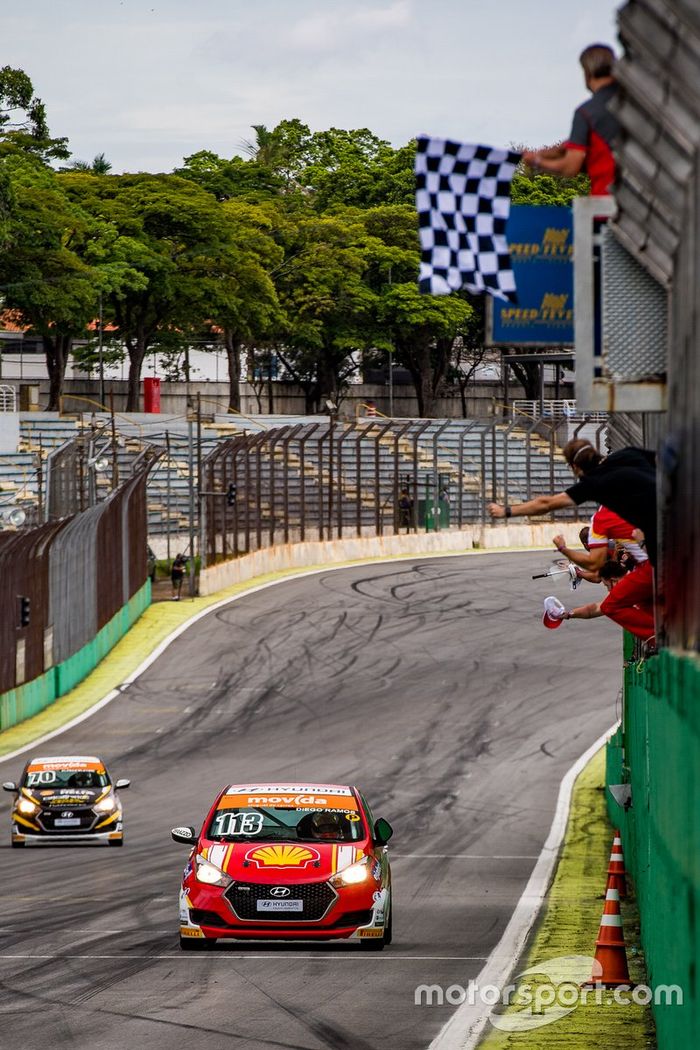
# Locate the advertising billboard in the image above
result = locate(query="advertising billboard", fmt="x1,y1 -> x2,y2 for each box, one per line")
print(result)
487,205 -> 573,347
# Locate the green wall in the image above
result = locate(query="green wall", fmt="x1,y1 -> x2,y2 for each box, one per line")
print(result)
0,581 -> 151,733
607,645 -> 700,1048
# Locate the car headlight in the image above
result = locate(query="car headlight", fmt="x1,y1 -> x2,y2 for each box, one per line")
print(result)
195,854 -> 232,888
329,856 -> 375,888
93,795 -> 118,815
17,798 -> 39,816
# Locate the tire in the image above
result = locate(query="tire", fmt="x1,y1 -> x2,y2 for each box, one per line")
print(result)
179,934 -> 216,951
360,897 -> 392,952
108,837 -> 124,847
384,900 -> 393,946
11,839 -> 25,849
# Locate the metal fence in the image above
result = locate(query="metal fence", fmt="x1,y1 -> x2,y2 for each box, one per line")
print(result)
0,466 -> 151,697
202,417 -> 603,564
45,424 -> 161,521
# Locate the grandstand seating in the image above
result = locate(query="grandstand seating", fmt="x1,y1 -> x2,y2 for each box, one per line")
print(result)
5,411 -> 590,541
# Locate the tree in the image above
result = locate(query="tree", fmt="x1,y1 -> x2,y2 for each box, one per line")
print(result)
63,152 -> 112,175
296,128 -> 415,210
207,199 -> 284,412
357,204 -> 474,417
70,173 -> 284,410
0,66 -> 69,162
381,284 -> 474,416
271,208 -> 378,412
0,156 -> 141,408
444,297 -> 491,417
174,149 -> 283,201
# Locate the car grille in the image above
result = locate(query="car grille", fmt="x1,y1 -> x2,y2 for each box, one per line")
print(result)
225,881 -> 336,922
191,907 -> 373,931
38,809 -> 96,832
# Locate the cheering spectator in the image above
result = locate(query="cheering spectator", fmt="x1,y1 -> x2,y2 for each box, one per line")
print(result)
562,559 -> 655,642
488,440 -> 657,565
489,440 -> 657,642
552,505 -> 647,575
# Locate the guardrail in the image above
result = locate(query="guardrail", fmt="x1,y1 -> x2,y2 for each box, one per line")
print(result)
511,399 -> 608,421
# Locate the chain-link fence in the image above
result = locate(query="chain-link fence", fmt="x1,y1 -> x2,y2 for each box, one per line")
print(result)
0,463 -> 154,708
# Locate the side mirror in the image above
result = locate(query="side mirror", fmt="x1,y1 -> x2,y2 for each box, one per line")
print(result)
373,817 -> 393,846
171,826 -> 196,845
115,779 -> 131,790
2,782 -> 17,793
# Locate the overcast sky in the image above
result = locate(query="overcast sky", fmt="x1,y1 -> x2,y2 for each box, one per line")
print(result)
6,0 -> 621,173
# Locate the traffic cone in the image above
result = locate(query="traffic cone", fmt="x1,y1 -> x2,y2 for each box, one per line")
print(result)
607,830 -> 627,898
584,887 -> 632,987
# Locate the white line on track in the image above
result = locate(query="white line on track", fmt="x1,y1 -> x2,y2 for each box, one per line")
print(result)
428,722 -> 619,1050
0,954 -> 488,961
392,855 -> 539,860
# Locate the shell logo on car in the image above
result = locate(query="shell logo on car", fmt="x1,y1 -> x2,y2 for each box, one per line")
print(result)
244,843 -> 321,869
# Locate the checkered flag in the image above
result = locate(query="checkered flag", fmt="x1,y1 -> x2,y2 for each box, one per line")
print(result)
415,136 -> 521,302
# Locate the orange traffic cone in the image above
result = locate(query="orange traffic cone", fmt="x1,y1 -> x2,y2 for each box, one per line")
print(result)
584,887 -> 632,987
607,830 -> 627,898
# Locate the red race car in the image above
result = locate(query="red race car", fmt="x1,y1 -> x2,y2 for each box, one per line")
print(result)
172,782 -> 393,951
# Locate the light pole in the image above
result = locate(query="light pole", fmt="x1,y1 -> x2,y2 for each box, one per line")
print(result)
388,348 -> 394,417
325,399 -> 338,537
98,291 -> 105,410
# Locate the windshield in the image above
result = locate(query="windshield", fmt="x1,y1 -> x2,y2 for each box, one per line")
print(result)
207,806 -> 365,843
22,769 -> 110,790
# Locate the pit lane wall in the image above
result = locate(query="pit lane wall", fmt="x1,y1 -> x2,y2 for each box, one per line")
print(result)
606,642 -> 700,1048
198,521 -> 588,595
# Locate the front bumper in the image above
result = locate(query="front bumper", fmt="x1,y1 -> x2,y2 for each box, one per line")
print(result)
180,881 -> 389,942
12,816 -> 123,846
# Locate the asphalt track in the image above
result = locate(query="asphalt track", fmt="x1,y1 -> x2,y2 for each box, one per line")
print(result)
0,552 -> 621,1050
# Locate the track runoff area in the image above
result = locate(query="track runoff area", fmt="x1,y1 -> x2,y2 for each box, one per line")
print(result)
0,551 -> 621,1050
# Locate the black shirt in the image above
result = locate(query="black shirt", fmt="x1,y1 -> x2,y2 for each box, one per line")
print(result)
566,448 -> 657,565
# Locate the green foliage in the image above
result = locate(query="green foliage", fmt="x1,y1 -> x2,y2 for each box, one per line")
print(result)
0,66 -> 69,161
0,85 -> 593,418
174,150 -> 283,201
512,169 -> 589,205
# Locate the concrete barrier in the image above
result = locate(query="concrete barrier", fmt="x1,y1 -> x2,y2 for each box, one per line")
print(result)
199,522 -> 589,595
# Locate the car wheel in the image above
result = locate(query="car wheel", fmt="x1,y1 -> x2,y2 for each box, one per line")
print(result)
179,935 -> 216,951
11,839 -> 25,849
360,896 -> 392,952
109,838 -> 124,847
384,900 -> 393,945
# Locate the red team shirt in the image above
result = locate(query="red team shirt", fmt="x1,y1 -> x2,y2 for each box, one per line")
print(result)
588,506 -> 648,563
565,82 -> 619,196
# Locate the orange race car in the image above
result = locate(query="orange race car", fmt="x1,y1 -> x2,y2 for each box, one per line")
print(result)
172,782 -> 393,951
3,755 -> 130,847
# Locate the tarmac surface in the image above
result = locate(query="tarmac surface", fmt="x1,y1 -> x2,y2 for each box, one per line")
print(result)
0,552 -> 621,1050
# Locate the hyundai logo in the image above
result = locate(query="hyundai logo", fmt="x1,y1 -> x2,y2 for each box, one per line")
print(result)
269,886 -> 291,898
61,811 -> 74,818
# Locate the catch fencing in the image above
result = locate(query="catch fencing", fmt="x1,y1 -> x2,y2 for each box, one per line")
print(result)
202,417 -> 605,564
607,643 -> 700,1048
0,466 -> 153,729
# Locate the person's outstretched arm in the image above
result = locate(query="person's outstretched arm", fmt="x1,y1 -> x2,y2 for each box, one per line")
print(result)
488,492 -> 575,518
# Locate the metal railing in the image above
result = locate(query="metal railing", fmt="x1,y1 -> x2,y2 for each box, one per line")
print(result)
0,384 -> 17,412
201,417 -> 582,564
512,399 -> 608,422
